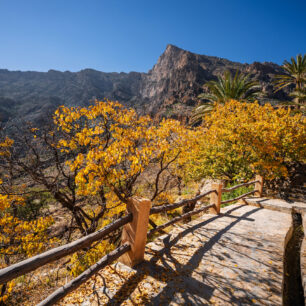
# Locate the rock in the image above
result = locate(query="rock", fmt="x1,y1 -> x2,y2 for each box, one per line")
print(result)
0,45 -> 290,126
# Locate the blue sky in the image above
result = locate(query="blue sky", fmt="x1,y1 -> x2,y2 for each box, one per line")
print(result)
0,0 -> 305,72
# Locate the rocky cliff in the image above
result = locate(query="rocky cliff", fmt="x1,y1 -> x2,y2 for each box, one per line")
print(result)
0,44 -> 289,125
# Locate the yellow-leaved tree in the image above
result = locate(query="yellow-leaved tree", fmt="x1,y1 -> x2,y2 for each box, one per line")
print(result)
0,139 -> 54,303
54,100 -> 192,204
188,100 -> 306,182
53,100 -> 193,274
0,100 -> 193,277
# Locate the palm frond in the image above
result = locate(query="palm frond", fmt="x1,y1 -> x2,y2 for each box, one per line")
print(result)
274,54 -> 306,104
192,70 -> 262,125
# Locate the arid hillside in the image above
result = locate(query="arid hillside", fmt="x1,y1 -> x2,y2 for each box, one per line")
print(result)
0,44 -> 290,124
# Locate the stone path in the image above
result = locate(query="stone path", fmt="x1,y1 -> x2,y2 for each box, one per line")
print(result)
140,204 -> 291,305
243,197 -> 306,214
63,203 -> 293,305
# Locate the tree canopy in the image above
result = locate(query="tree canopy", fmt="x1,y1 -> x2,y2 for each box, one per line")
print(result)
188,100 -> 306,181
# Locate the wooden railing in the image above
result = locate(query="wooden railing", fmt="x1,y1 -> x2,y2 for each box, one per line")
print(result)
148,190 -> 215,238
148,175 -> 263,238
38,244 -> 131,306
0,175 -> 263,305
0,214 -> 132,285
221,175 -> 263,205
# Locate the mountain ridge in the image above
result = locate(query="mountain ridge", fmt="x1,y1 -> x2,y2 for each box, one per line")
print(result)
0,44 -> 290,125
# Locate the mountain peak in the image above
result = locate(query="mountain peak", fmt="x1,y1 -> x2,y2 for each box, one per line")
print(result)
151,44 -> 187,74
165,44 -> 184,52
163,44 -> 188,58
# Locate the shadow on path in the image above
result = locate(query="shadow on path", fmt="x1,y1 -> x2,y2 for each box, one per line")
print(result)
106,204 -> 280,305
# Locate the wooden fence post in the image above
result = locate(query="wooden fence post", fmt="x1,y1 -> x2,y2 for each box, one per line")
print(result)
209,182 -> 222,214
254,175 -> 264,197
119,197 -> 151,267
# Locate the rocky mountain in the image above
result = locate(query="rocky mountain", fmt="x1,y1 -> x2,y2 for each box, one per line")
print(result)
0,44 -> 289,125
0,68 -> 143,125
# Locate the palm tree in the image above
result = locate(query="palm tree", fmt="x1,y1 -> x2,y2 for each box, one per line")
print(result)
191,70 -> 261,124
274,54 -> 306,106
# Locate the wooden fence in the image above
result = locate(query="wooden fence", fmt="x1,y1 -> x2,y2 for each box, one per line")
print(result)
0,175 -> 263,305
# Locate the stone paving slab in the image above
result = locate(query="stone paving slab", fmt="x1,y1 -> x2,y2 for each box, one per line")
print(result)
245,194 -> 306,304
62,204 -> 292,305
243,197 -> 306,214
138,204 -> 291,305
